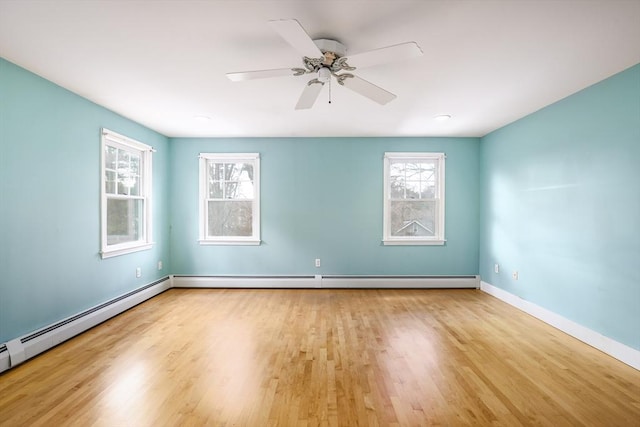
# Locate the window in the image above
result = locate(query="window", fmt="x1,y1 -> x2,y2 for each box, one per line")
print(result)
199,153 -> 260,245
383,152 -> 445,245
100,129 -> 153,258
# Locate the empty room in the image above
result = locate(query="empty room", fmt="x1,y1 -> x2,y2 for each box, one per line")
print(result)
0,1 -> 639,425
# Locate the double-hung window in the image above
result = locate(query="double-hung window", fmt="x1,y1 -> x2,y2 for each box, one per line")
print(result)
100,128 -> 153,258
199,153 -> 260,245
383,152 -> 445,245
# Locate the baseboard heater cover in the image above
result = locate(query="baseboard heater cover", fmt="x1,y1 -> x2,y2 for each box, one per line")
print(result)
321,275 -> 479,289
172,275 -> 318,288
0,344 -> 8,373
172,275 -> 480,289
0,276 -> 171,374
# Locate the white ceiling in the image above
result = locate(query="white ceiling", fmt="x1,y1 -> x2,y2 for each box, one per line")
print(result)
1,1 -> 639,138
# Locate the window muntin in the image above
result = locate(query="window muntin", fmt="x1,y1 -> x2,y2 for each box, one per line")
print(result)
101,129 -> 153,258
199,153 -> 260,245
383,153 -> 445,245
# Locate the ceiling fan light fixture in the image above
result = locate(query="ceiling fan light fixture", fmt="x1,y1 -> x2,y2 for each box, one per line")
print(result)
318,67 -> 331,83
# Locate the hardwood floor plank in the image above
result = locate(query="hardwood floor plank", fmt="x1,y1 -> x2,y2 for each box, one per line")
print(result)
1,289 -> 639,426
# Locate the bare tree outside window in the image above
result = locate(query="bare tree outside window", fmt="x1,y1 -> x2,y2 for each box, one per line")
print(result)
105,145 -> 144,244
389,161 -> 437,237
207,162 -> 254,237
100,128 -> 153,258
199,153 -> 260,245
383,153 -> 445,245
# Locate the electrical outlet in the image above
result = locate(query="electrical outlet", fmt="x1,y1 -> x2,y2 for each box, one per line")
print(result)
136,267 -> 142,278
158,261 -> 163,270
512,271 -> 518,280
494,263 -> 499,273
315,258 -> 321,268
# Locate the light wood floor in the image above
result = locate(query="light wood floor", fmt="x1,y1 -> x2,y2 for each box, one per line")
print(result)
0,289 -> 638,426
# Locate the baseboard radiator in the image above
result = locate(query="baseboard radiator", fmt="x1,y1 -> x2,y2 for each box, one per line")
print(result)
172,274 -> 480,289
0,276 -> 171,374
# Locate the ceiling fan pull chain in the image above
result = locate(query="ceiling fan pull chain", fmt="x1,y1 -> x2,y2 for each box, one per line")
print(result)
328,78 -> 332,104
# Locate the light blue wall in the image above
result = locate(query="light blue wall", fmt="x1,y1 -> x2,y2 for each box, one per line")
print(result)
479,64 -> 640,350
169,137 -> 480,275
0,58 -> 171,343
5,50 -> 635,356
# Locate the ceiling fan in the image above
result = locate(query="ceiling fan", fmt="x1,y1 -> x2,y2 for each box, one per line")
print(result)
226,19 -> 423,109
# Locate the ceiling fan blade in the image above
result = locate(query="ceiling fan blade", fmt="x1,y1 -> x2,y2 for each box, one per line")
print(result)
268,19 -> 323,59
226,68 -> 296,82
345,42 -> 423,69
295,82 -> 324,110
340,76 -> 396,105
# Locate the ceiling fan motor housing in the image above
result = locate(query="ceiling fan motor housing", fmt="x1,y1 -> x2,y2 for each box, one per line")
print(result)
314,39 -> 347,58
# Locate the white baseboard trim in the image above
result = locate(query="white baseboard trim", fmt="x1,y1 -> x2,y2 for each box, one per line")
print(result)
480,281 -> 640,371
0,276 -> 172,374
172,275 -> 480,289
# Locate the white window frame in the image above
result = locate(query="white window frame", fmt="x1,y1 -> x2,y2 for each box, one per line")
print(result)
199,153 -> 261,245
100,128 -> 153,258
383,152 -> 446,246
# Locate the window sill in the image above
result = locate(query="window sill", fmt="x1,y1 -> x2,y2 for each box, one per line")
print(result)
199,239 -> 261,246
382,239 -> 446,246
101,243 -> 154,259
